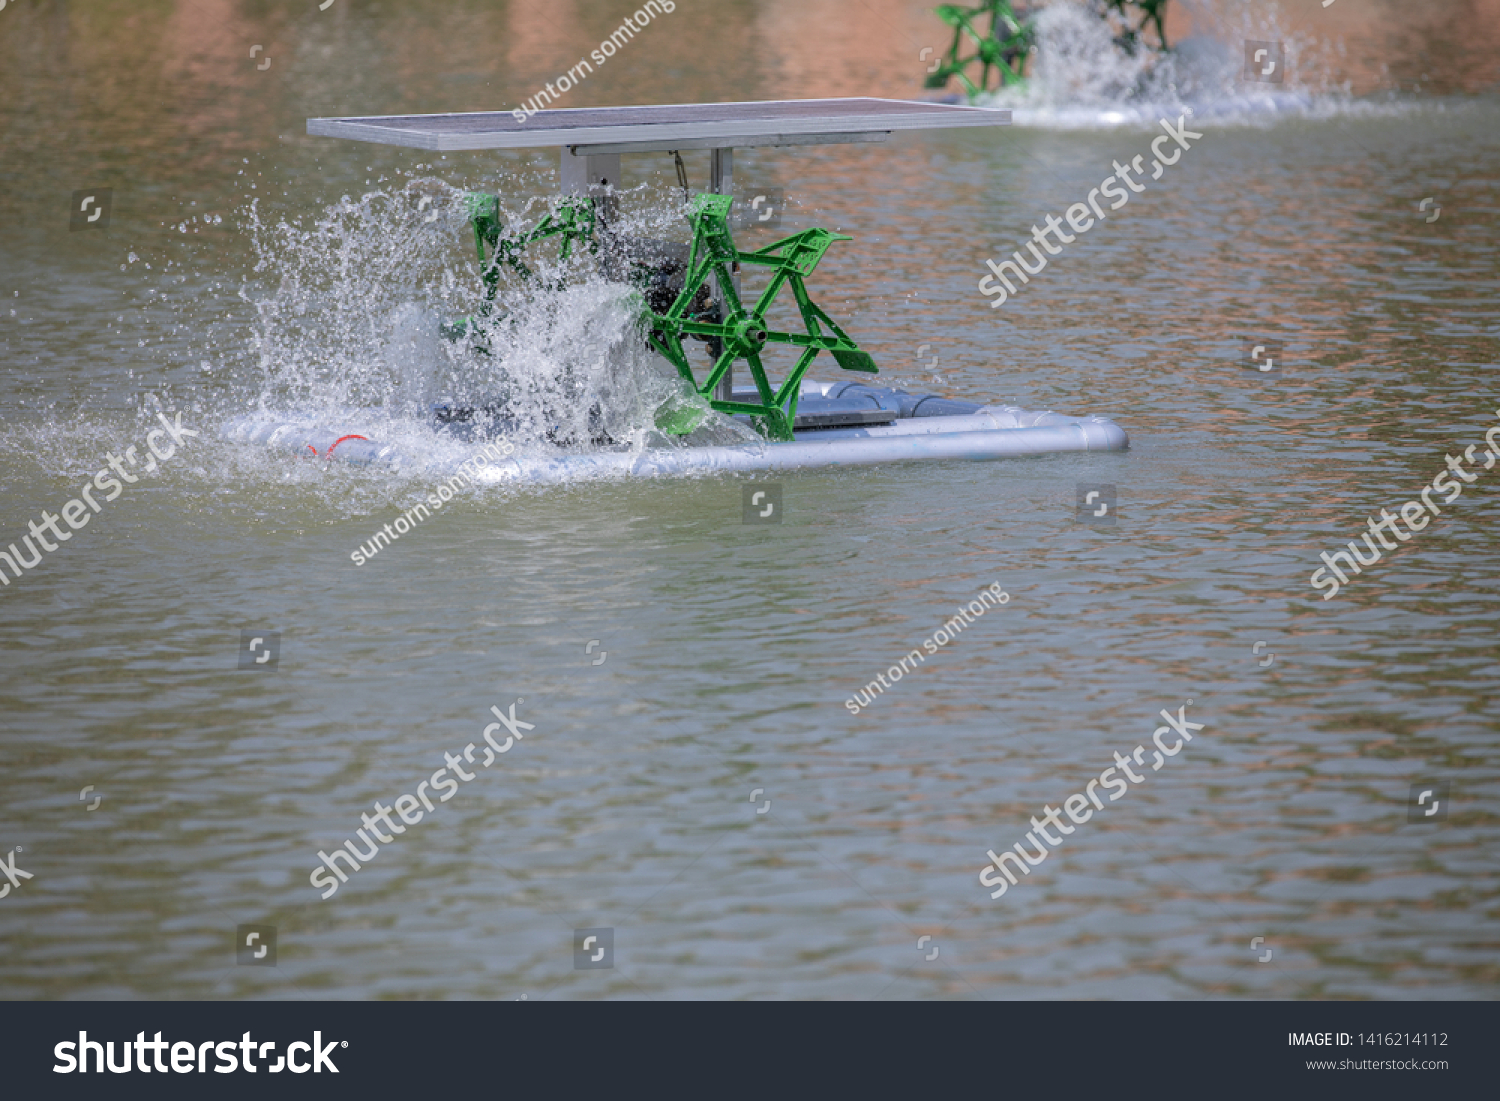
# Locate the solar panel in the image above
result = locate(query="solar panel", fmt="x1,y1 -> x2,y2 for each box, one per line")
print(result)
307,97 -> 1010,153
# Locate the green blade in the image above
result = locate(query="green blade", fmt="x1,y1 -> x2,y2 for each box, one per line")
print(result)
830,349 -> 878,373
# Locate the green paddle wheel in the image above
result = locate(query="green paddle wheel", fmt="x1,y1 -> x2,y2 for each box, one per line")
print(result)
642,193 -> 876,442
924,2 -> 1036,97
1099,0 -> 1171,56
924,1 -> 1172,101
441,193 -> 598,346
447,190 -> 877,443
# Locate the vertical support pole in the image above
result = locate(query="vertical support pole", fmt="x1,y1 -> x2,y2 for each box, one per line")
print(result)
560,148 -> 621,222
709,148 -> 737,403
709,147 -> 734,196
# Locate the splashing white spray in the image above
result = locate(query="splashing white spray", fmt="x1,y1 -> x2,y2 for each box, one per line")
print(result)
234,176 -> 753,467
974,0 -> 1390,129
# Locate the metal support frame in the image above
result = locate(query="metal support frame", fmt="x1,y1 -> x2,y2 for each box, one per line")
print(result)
560,145 -> 737,400
560,148 -> 621,222
569,131 -> 888,156
709,147 -> 733,195
709,148 -> 737,403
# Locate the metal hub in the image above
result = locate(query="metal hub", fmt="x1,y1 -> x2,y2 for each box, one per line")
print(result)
727,317 -> 768,357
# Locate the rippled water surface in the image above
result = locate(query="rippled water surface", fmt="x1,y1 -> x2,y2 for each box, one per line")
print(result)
1,0 -> 1498,999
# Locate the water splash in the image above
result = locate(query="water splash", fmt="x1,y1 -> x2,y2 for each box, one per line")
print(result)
973,0 -> 1403,129
233,176 -> 754,468
239,179 -> 462,418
